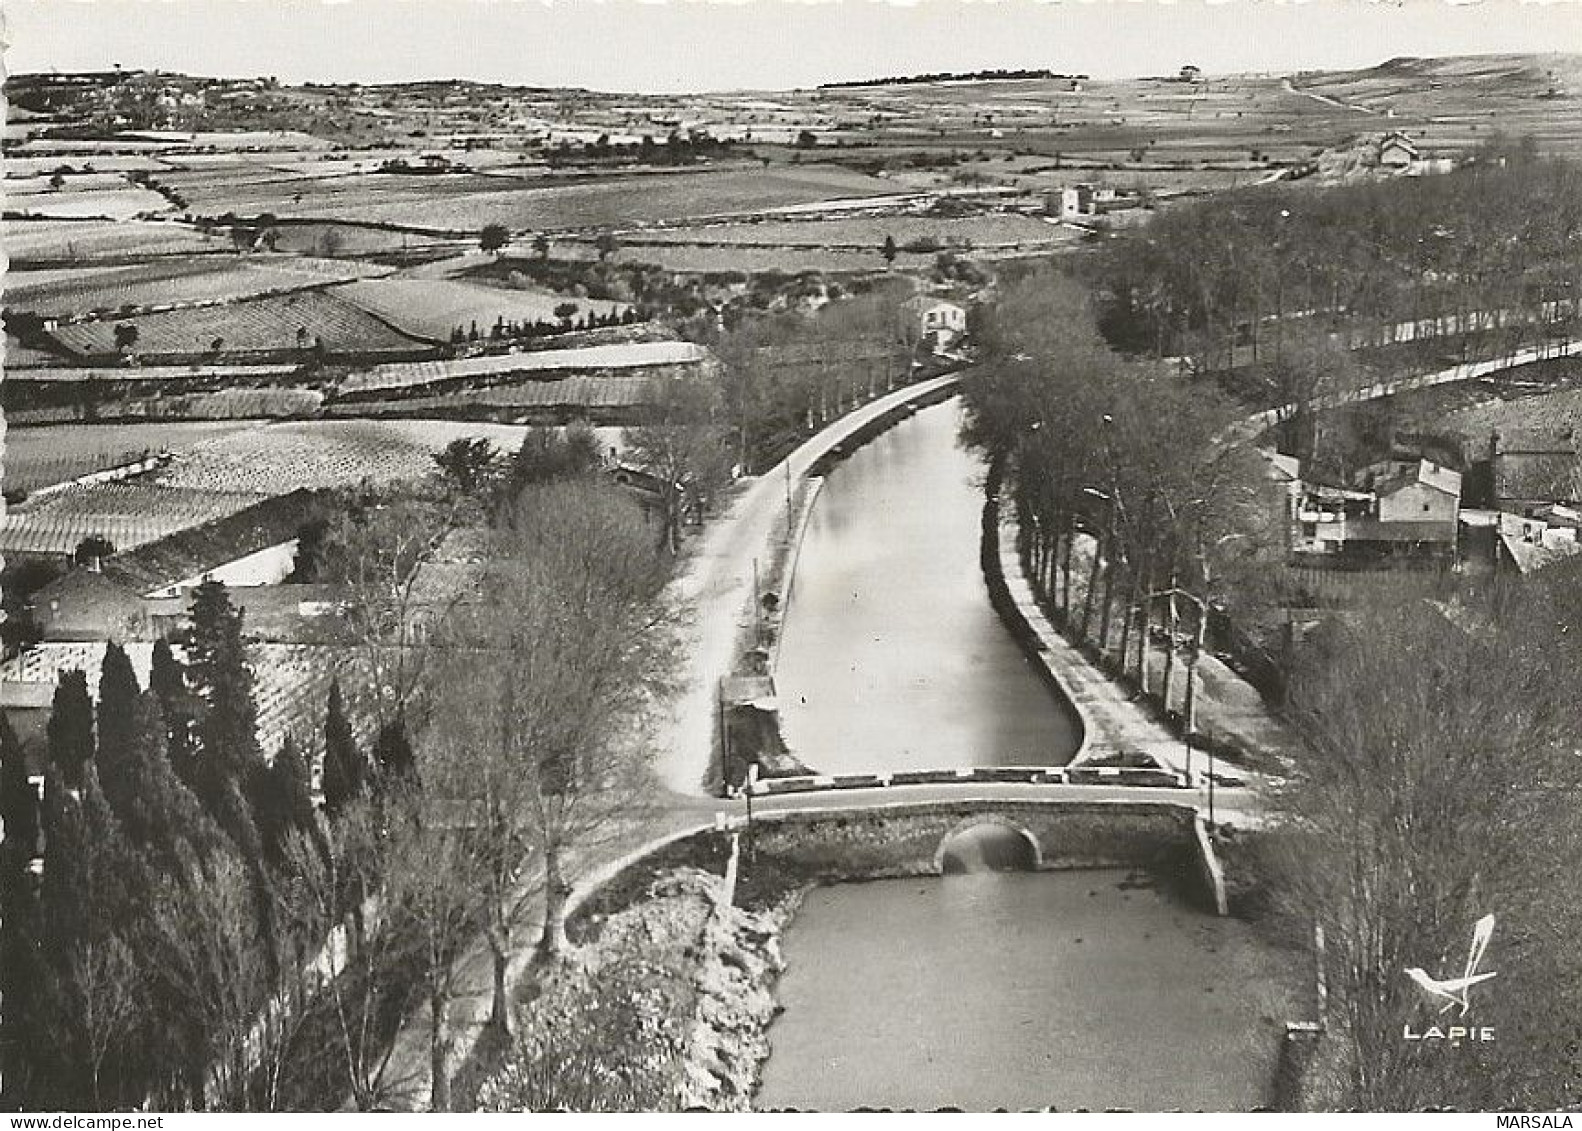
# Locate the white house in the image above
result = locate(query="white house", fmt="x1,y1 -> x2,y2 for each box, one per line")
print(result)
904,296 -> 968,349
1060,182 -> 1118,220
1376,459 -> 1461,527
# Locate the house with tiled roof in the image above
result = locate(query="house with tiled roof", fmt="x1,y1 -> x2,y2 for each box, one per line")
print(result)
30,489 -> 327,641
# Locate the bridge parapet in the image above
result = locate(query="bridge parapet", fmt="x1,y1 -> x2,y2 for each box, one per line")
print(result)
748,763 -> 1187,797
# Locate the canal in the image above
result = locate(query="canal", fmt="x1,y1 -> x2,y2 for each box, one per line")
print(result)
775,397 -> 1081,774
759,396 -> 1297,1111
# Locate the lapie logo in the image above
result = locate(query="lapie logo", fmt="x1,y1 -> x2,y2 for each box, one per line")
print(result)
1402,913 -> 1497,1043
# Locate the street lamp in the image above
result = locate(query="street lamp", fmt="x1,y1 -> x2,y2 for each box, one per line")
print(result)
1148,585 -> 1210,822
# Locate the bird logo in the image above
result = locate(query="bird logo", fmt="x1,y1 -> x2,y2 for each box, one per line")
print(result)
1404,914 -> 1497,1017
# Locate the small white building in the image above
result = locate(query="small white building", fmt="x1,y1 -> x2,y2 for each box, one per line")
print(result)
1376,459 -> 1461,526
904,296 -> 968,349
1060,182 -> 1120,220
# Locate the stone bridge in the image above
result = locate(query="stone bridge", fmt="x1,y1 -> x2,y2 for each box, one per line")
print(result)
723,794 -> 1230,916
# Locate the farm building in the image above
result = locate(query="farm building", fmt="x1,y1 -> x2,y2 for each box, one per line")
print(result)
1379,132 -> 1419,168
29,488 -> 327,641
1292,460 -> 1461,563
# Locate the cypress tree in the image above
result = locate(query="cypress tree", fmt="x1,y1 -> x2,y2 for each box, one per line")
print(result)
257,735 -> 319,867
321,680 -> 364,819
149,639 -> 199,793
184,581 -> 264,774
373,716 -> 416,788
115,693 -> 229,872
95,642 -> 142,824
45,670 -> 94,790
182,583 -> 265,860
0,717 -> 40,1110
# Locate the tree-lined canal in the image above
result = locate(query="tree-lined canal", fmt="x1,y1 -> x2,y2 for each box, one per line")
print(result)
760,396 -> 1296,1111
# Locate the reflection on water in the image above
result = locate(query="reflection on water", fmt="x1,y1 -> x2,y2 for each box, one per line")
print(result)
757,871 -> 1292,1112
775,399 -> 1080,774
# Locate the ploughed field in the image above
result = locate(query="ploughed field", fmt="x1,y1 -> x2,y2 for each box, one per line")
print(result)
45,289 -> 426,358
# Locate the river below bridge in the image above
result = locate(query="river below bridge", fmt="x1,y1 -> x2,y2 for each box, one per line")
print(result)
758,396 -> 1297,1111
775,397 -> 1081,774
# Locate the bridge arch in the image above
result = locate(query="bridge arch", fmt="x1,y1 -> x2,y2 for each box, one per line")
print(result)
934,814 -> 1042,874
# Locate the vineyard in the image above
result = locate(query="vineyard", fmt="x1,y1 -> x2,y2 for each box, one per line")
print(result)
6,258 -> 369,320
338,339 -> 706,394
0,483 -> 269,555
358,373 -> 663,414
335,277 -> 628,342
553,240 -> 897,275
155,418 -> 534,494
5,420 -> 263,469
3,445 -> 162,498
46,288 -> 428,358
5,219 -> 228,263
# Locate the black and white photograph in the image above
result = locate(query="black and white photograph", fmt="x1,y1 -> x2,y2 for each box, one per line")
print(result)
2,0 -> 1582,1115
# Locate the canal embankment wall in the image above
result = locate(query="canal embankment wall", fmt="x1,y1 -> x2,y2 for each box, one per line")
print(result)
978,457 -> 1094,764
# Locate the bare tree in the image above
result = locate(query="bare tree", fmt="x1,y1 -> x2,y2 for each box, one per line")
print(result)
432,476 -> 670,1042
624,378 -> 734,554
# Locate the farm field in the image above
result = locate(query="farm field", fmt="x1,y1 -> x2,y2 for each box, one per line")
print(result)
364,372 -> 662,414
631,213 -> 1071,249
340,339 -> 706,393
552,239 -> 911,274
46,288 -> 427,358
240,165 -> 899,231
335,277 -> 627,342
6,184 -> 173,219
0,483 -> 269,555
4,421 -> 267,494
6,219 -> 230,263
265,222 -> 467,258
154,418 -> 538,494
5,257 -> 375,319
4,154 -> 169,176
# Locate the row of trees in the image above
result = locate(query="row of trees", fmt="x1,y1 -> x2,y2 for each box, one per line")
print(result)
689,280 -> 922,473
2,423 -> 678,1110
1100,149 -> 1582,385
445,304 -> 643,346
1,589 -> 323,1109
962,264 -> 1277,691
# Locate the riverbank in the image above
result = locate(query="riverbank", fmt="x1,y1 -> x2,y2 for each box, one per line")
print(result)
472,866 -> 802,1112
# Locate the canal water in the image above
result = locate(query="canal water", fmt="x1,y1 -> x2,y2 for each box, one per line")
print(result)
756,870 -> 1295,1112
760,397 -> 1296,1111
775,397 -> 1081,774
